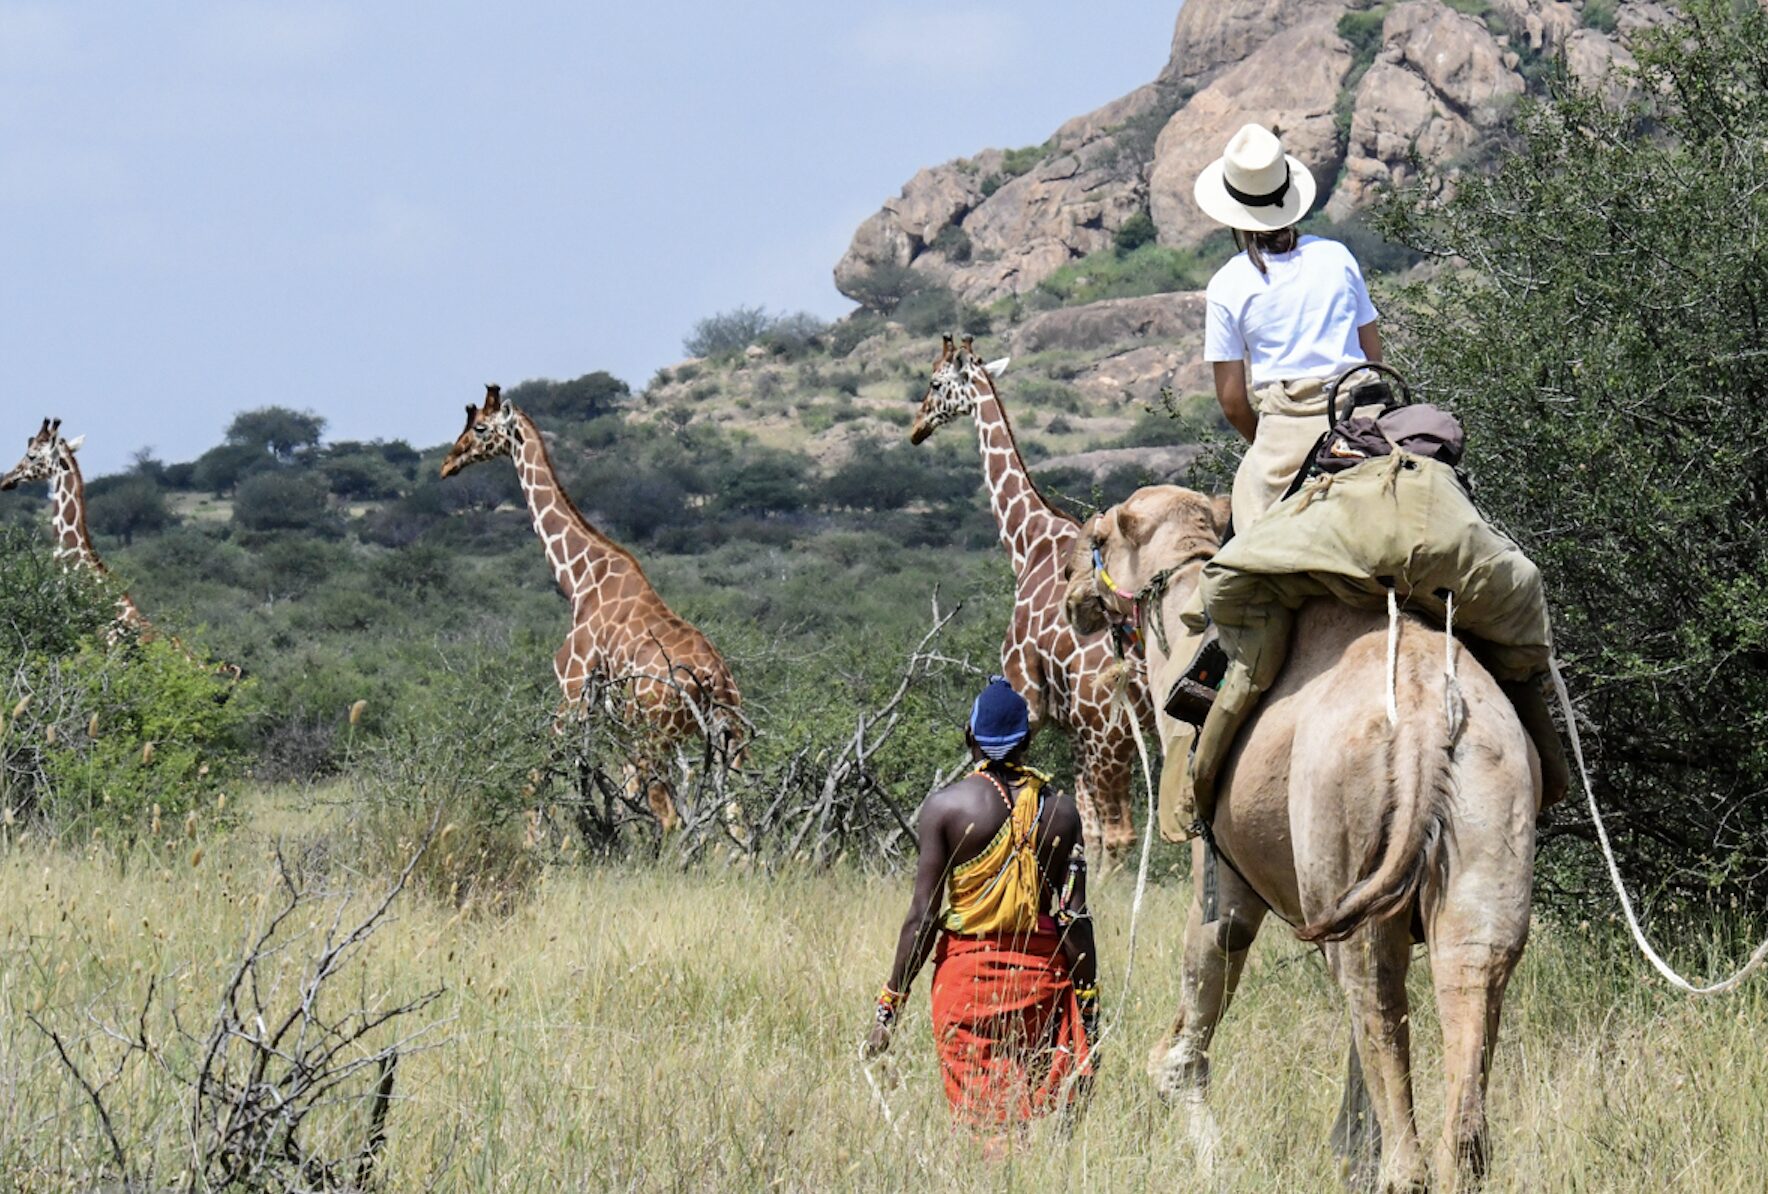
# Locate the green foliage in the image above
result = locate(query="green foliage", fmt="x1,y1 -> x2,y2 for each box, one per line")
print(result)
2,536 -> 245,840
0,527 -> 114,657
999,141 -> 1051,178
931,224 -> 973,263
349,637 -> 553,910
828,314 -> 887,358
1580,0 -> 1618,34
1035,238 -> 1228,306
232,471 -> 339,536
190,442 -> 269,495
24,640 -> 245,840
684,308 -> 827,360
844,263 -> 922,315
1337,8 -> 1388,66
1298,212 -> 1424,276
225,406 -> 326,463
506,371 -> 631,421
84,476 -> 176,545
1374,0 -> 1768,905
1111,211 -> 1158,255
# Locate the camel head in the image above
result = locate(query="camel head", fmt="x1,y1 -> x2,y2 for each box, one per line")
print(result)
1063,485 -> 1231,638
908,333 -> 1009,445
1,418 -> 81,491
440,384 -> 518,478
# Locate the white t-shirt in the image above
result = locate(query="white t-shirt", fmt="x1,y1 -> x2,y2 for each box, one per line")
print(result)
1203,235 -> 1379,386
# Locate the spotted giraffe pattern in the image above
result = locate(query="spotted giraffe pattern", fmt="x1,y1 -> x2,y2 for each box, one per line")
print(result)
3,417 -> 150,643
440,387 -> 745,789
909,337 -> 1153,858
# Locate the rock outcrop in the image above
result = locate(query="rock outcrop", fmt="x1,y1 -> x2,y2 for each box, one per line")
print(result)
834,0 -> 1663,310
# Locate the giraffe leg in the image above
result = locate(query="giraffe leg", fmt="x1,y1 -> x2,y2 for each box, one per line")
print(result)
1078,734 -> 1138,866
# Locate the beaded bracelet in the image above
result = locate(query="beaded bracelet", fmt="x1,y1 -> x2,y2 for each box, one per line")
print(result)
1074,984 -> 1101,1005
876,984 -> 906,1028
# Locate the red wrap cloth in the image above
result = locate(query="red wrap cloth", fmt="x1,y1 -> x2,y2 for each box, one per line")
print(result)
930,926 -> 1091,1130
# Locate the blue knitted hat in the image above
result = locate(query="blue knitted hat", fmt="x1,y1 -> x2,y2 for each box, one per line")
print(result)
969,676 -> 1029,759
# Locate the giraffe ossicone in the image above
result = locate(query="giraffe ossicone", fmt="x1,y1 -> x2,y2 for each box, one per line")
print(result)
908,336 -> 1153,861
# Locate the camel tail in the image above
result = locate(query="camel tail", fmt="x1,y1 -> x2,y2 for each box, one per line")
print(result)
1298,701 -> 1451,944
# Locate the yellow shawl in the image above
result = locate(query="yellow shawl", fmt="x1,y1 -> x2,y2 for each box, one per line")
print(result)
943,767 -> 1049,936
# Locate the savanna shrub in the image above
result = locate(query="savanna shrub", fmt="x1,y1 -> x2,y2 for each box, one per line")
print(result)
4,650 -> 245,845
350,638 -> 557,912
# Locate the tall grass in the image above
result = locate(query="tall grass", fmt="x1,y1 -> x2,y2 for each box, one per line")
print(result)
2,789 -> 1763,1190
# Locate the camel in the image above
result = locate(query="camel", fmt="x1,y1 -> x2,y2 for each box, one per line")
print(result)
1065,485 -> 1537,1192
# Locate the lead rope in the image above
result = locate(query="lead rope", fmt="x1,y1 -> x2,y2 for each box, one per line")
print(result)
1549,657 -> 1768,995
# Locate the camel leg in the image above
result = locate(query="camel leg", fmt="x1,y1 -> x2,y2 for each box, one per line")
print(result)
1426,905 -> 1527,1187
1331,1040 -> 1383,1193
1150,838 -> 1267,1170
1326,926 -> 1429,1193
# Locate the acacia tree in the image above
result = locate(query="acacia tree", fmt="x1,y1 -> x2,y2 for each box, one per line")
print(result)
1377,0 -> 1768,906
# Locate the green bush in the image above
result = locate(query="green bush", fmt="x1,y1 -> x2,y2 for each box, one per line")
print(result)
830,314 -> 887,357
931,224 -> 973,263
1581,0 -> 1618,34
1035,239 -> 1227,306
4,636 -> 245,842
0,527 -> 114,655
233,471 -> 339,536
1112,211 -> 1158,255
1375,0 -> 1768,907
349,638 -> 555,911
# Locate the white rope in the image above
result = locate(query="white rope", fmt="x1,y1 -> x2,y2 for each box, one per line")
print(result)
1385,589 -> 1400,725
1118,697 -> 1159,1003
1549,657 -> 1768,996
1443,590 -> 1456,682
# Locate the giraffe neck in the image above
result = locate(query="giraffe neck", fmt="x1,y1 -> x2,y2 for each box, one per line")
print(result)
49,450 -> 104,573
508,412 -> 633,608
969,381 -> 1065,575
49,449 -> 146,631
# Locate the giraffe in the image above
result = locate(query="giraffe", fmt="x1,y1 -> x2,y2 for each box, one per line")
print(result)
439,385 -> 745,827
909,335 -> 1152,860
3,417 -> 152,644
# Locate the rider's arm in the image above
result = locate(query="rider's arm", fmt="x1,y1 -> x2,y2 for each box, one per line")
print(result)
1214,362 -> 1257,443
1358,321 -> 1383,364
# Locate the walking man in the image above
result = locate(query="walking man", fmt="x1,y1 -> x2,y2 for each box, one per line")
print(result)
864,677 -> 1098,1141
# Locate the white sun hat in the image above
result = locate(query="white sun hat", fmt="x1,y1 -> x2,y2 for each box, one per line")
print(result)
1193,123 -> 1317,232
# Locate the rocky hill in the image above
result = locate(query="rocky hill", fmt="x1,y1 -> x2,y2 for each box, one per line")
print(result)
835,0 -> 1666,308
643,0 -> 1669,493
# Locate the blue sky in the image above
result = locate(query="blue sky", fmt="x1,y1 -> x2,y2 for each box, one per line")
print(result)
1,1 -> 1176,475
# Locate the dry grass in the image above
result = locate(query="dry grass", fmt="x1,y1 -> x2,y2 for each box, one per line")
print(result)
1,788 -> 1764,1191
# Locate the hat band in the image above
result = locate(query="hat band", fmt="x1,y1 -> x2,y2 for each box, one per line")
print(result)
1224,163 -> 1292,208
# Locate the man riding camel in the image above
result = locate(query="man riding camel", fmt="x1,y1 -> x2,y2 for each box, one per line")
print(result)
863,677 -> 1097,1143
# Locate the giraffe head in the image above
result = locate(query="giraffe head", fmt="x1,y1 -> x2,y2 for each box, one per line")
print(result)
1,418 -> 82,490
440,384 -> 520,478
908,334 -> 1011,445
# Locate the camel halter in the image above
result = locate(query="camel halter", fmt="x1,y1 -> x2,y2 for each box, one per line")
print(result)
1089,545 -> 1213,660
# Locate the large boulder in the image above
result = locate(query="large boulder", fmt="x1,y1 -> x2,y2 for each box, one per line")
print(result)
834,86 -> 1167,307
1160,0 -> 1350,90
1149,18 -> 1355,249
1011,292 -> 1205,355
1328,1 -> 1522,217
